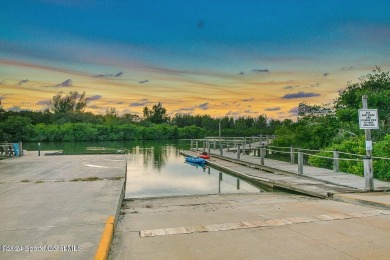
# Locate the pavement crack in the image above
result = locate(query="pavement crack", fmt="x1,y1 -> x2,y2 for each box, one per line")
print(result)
285,226 -> 360,259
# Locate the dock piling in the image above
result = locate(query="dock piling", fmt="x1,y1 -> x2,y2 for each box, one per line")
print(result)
333,150 -> 339,172
290,146 -> 295,164
298,150 -> 303,174
260,145 -> 265,165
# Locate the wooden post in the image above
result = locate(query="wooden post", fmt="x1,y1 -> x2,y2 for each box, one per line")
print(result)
38,142 -> 41,156
363,156 -> 374,190
213,140 -> 216,150
203,141 -> 206,152
237,144 -> 241,160
243,138 -> 246,154
18,141 -> 23,157
362,95 -> 374,191
237,179 -> 240,190
260,145 -> 265,165
190,139 -> 193,150
333,150 -> 339,172
208,141 -> 211,154
195,141 -> 198,151
298,150 -> 303,174
219,121 -> 223,155
290,146 -> 295,164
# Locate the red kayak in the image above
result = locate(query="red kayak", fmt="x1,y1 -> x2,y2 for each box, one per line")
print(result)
198,154 -> 210,159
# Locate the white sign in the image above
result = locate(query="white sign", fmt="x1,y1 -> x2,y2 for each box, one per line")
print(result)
359,109 -> 379,129
366,141 -> 372,150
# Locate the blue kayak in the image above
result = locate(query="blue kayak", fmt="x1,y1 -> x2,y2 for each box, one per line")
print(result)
185,156 -> 206,164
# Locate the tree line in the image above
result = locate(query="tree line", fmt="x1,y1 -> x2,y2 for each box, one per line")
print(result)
0,92 -> 280,142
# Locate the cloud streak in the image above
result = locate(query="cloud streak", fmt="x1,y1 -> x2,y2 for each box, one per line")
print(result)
251,69 -> 270,73
54,79 -> 73,87
36,100 -> 50,106
86,95 -> 102,102
198,102 -> 209,110
92,72 -> 123,78
265,107 -> 281,111
129,99 -> 150,107
283,85 -> 298,90
17,79 -> 29,85
282,92 -> 320,99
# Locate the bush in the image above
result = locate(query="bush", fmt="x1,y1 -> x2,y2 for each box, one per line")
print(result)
309,135 -> 390,180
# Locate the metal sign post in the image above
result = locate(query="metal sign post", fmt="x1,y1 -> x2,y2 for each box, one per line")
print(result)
360,95 -> 376,191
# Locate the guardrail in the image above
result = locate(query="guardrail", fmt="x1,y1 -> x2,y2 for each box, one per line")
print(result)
189,135 -> 276,153
0,142 -> 23,157
188,139 -> 390,189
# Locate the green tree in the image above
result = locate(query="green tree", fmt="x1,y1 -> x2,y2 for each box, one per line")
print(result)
0,116 -> 34,141
104,107 -> 119,124
48,91 -> 87,114
143,102 -> 169,124
334,67 -> 390,137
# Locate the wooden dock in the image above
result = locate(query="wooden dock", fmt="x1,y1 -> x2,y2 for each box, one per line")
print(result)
181,149 -> 390,198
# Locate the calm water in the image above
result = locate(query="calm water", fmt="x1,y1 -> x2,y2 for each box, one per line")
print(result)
126,145 -> 263,198
23,140 -> 269,198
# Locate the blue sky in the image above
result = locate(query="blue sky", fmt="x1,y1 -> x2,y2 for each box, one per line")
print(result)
1,0 -> 390,119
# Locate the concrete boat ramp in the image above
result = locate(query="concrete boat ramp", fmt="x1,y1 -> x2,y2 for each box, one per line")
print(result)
108,151 -> 390,259
110,194 -> 390,260
0,151 -> 125,259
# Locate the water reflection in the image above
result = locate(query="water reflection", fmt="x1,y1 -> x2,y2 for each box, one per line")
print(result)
22,141 -> 271,198
126,144 -> 264,198
133,145 -> 178,171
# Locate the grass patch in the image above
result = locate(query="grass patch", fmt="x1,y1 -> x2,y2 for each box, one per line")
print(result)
70,177 -> 101,182
20,179 -> 31,182
109,177 -> 124,180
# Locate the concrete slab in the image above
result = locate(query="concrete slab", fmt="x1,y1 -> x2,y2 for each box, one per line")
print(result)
110,193 -> 390,259
0,154 -> 125,259
0,153 -> 124,182
334,192 -> 390,209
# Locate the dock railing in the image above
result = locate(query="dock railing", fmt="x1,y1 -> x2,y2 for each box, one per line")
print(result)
189,138 -> 390,186
0,142 -> 23,158
190,135 -> 276,154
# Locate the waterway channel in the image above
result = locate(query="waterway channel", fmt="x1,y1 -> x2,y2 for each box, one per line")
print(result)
23,140 -> 273,198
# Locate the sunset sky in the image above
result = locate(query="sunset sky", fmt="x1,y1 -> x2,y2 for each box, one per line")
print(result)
1,0 -> 390,120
